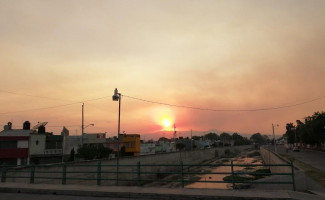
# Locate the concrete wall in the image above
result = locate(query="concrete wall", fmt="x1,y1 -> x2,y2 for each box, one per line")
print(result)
259,146 -> 306,191
63,136 -> 81,155
5,145 -> 252,186
260,147 -> 291,173
29,134 -> 46,155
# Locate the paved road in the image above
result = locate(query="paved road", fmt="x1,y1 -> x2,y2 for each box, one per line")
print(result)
0,192 -> 152,200
276,145 -> 325,171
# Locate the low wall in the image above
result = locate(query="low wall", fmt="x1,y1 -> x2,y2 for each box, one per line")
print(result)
260,147 -> 291,173
5,145 -> 252,186
259,146 -> 306,191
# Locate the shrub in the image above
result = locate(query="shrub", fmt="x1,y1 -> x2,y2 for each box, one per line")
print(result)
248,151 -> 260,157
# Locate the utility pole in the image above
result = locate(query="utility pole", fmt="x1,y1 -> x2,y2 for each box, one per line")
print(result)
191,129 -> 193,150
112,88 -> 121,185
272,123 -> 278,153
82,103 -> 84,145
173,124 -> 176,139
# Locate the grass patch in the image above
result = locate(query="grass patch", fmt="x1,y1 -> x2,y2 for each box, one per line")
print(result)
223,168 -> 271,183
221,149 -> 238,158
251,159 -> 260,163
248,151 -> 260,157
244,167 -> 254,170
249,168 -> 271,179
223,175 -> 254,182
281,154 -> 325,187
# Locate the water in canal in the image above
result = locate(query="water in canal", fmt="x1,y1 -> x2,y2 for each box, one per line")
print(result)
186,151 -> 264,189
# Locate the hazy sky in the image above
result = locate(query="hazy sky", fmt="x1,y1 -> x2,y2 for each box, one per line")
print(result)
1,0 -> 324,139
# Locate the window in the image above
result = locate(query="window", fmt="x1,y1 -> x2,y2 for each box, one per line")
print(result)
0,141 -> 17,149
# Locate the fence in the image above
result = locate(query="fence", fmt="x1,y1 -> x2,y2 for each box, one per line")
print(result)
0,161 -> 296,191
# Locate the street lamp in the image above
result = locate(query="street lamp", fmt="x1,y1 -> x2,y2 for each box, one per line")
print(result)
81,103 -> 95,145
272,124 -> 279,153
81,123 -> 94,145
84,123 -> 95,129
112,88 -> 121,185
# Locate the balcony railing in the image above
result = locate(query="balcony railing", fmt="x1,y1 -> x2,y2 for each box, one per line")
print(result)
43,149 -> 63,155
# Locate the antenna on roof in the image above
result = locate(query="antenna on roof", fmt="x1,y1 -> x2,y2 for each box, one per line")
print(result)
32,122 -> 48,130
173,123 -> 177,139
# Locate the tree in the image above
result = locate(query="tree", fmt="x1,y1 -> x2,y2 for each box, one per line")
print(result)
158,137 -> 170,142
69,148 -> 75,161
263,135 -> 271,144
285,123 -> 295,144
192,136 -> 202,140
220,132 -> 231,140
77,144 -> 112,160
250,133 -> 267,145
120,146 -> 126,157
176,143 -> 186,151
232,133 -> 250,145
285,111 -> 325,147
97,144 -> 112,158
300,111 -> 325,146
204,132 -> 219,140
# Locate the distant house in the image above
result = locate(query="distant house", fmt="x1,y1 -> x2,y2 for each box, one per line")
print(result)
120,134 -> 140,156
82,132 -> 107,146
0,122 -> 31,165
175,138 -> 194,151
62,129 -> 110,160
140,142 -> 156,155
155,140 -> 175,153
107,133 -> 140,156
62,135 -> 82,159
222,139 -> 234,147
30,133 -> 63,164
0,121 -> 64,165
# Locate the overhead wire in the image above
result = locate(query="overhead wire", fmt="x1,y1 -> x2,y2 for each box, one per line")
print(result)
0,93 -> 111,115
0,89 -> 75,102
122,94 -> 325,112
0,89 -> 324,114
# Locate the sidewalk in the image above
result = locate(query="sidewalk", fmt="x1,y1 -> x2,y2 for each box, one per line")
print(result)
0,182 -> 323,200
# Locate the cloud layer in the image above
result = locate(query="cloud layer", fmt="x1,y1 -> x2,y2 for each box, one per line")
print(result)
1,0 -> 324,138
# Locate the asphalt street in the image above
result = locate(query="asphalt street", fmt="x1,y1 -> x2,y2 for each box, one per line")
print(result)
276,145 -> 325,171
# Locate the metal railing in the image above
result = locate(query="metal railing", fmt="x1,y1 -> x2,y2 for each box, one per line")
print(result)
0,161 -> 296,191
44,149 -> 63,155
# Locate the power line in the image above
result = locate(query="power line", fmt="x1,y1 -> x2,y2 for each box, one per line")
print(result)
1,89 -> 324,114
0,89 -> 75,102
122,94 -> 325,112
47,125 -> 80,127
0,95 -> 111,115
0,102 -> 81,114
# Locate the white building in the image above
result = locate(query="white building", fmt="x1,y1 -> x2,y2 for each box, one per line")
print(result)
140,143 -> 156,155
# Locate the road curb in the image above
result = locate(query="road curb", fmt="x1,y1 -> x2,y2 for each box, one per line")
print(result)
0,183 -> 294,200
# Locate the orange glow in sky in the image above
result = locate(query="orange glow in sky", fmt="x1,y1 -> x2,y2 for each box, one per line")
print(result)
150,106 -> 175,131
162,119 -> 171,128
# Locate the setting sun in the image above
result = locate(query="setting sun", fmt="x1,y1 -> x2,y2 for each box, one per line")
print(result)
151,106 -> 175,131
162,119 -> 171,128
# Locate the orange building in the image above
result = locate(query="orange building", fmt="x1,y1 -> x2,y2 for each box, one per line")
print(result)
120,134 -> 140,156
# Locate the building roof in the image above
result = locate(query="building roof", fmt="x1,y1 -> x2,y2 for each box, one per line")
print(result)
0,129 -> 34,136
120,134 -> 140,138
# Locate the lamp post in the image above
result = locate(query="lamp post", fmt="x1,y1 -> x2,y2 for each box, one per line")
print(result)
82,123 -> 94,145
82,103 -> 84,144
81,103 -> 95,145
112,88 -> 121,185
84,124 -> 95,129
272,124 -> 279,153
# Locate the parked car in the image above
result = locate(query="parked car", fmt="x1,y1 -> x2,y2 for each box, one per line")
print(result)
293,146 -> 300,152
